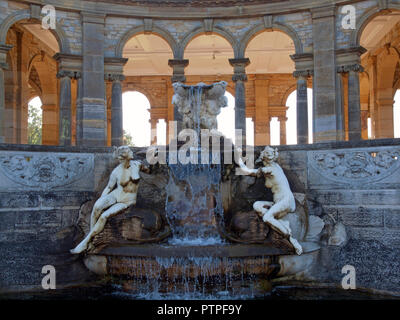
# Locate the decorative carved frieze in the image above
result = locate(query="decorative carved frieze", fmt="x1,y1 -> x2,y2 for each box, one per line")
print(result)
0,152 -> 94,190
309,148 -> 400,184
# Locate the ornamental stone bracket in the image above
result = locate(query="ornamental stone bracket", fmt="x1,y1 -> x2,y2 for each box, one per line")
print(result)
308,146 -> 400,188
0,151 -> 94,191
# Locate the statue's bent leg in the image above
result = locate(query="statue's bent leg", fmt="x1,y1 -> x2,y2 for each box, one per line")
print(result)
70,203 -> 127,254
253,201 -> 274,217
90,194 -> 116,230
262,202 -> 303,255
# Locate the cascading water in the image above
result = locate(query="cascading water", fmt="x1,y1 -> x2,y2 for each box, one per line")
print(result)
165,84 -> 225,245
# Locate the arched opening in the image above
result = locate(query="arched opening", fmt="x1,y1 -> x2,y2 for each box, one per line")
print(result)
27,96 -> 42,145
122,91 -> 151,147
4,19 -> 60,145
284,88 -> 313,145
217,92 -> 235,141
120,33 -> 173,145
359,10 -> 400,139
245,30 -> 299,146
184,33 -> 234,76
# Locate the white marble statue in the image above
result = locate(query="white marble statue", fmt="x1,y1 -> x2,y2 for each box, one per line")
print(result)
172,81 -> 228,130
70,146 -> 149,254
237,146 -> 303,255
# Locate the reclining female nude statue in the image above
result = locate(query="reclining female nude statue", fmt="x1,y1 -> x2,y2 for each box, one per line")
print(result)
70,146 -> 149,254
237,146 -> 303,255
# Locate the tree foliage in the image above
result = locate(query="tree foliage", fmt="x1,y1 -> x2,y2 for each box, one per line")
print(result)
28,103 -> 42,145
123,130 -> 134,146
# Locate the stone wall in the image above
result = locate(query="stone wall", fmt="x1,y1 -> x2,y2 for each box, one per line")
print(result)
1,140 -> 400,293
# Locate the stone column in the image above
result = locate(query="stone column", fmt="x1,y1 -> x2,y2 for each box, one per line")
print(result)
150,118 -> 158,145
311,6 -> 339,142
108,74 -> 124,146
279,116 -> 287,145
293,70 -> 312,144
76,76 -> 83,145
81,12 -> 107,146
57,70 -> 74,146
254,78 -> 270,146
168,59 -> 189,136
41,104 -> 58,145
337,63 -> 364,141
229,58 -> 250,146
0,44 -> 12,143
347,64 -> 363,140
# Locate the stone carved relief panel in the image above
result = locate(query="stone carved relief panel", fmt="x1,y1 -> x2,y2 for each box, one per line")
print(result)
0,151 -> 94,191
308,147 -> 400,187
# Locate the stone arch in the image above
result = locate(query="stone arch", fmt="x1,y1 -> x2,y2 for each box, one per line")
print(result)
351,5 -> 400,47
281,81 -> 313,106
0,9 -> 70,53
178,26 -> 238,59
122,86 -> 154,107
238,21 -> 303,57
115,25 -> 177,58
282,84 -> 297,107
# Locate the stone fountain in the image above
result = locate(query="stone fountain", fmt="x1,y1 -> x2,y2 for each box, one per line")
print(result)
72,81 -> 324,299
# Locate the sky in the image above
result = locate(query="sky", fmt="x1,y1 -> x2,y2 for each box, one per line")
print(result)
28,88 -> 400,145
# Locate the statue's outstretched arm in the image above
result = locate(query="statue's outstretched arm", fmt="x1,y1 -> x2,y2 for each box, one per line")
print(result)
101,171 -> 117,197
237,157 -> 260,177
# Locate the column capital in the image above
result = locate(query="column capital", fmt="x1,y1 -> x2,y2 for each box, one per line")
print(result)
293,69 -> 313,79
278,116 -> 288,121
105,73 -> 125,82
56,70 -> 77,79
229,58 -> 250,68
168,59 -> 189,83
168,59 -> 189,68
337,64 -> 365,74
229,58 -> 250,82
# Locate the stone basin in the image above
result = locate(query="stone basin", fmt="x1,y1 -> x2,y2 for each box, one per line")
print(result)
83,242 -> 319,279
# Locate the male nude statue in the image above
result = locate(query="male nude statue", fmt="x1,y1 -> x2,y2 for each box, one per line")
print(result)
70,146 -> 149,254
237,146 -> 303,255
